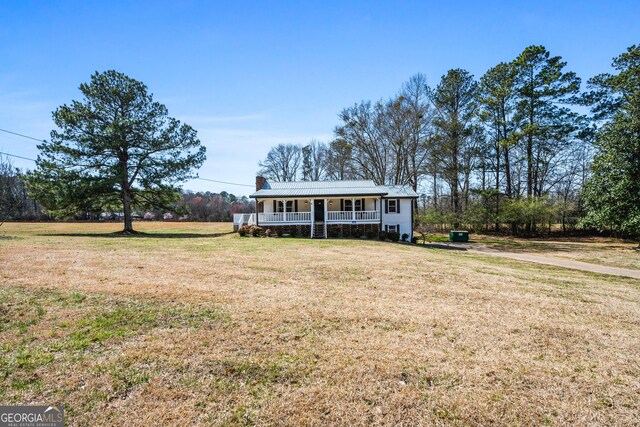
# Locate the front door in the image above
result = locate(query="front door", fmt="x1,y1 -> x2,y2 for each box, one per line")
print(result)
314,199 -> 325,222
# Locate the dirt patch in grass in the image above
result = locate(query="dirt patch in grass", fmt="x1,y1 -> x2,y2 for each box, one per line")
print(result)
1,222 -> 639,425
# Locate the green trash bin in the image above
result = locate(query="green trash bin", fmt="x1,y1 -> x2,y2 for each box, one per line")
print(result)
449,230 -> 469,242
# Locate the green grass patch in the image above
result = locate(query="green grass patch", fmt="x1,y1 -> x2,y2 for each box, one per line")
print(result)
0,288 -> 47,334
93,358 -> 151,399
52,301 -> 230,352
215,351 -> 316,387
0,286 -> 230,398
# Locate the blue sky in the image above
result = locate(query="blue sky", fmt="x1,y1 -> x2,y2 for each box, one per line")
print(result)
1,1 -> 638,195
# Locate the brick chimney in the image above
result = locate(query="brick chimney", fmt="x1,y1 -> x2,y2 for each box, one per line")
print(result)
256,176 -> 267,191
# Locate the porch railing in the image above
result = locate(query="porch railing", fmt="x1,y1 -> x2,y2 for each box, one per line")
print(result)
233,213 -> 256,226
258,212 -> 311,223
327,211 -> 379,222
256,210 -> 379,224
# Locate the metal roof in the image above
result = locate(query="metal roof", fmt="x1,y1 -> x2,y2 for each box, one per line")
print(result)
269,180 -> 376,189
250,180 -> 418,198
377,185 -> 419,198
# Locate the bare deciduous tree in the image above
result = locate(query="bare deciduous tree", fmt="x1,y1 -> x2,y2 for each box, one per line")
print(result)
335,101 -> 390,184
400,74 -> 434,191
258,143 -> 302,181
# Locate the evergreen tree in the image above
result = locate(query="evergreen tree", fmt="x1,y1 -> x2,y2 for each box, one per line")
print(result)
27,70 -> 206,233
429,69 -> 480,227
301,139 -> 327,181
513,46 -> 581,200
478,62 -> 518,230
581,45 -> 640,243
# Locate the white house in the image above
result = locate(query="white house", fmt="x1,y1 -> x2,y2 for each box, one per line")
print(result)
245,176 -> 418,239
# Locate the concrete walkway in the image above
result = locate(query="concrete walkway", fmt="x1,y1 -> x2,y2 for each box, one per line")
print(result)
472,250 -> 640,280
423,242 -> 640,280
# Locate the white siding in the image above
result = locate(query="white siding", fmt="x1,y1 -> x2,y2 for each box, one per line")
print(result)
381,198 -> 413,237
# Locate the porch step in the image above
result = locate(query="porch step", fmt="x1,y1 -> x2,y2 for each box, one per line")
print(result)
312,223 -> 326,239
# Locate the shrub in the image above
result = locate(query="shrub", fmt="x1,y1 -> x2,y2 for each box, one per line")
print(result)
378,231 -> 387,241
415,224 -> 431,244
249,225 -> 264,237
387,231 -> 400,242
238,225 -> 250,237
411,236 -> 418,244
366,230 -> 377,239
401,233 -> 409,242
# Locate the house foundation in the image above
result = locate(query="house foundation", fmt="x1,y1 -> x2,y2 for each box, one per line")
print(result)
327,223 -> 380,238
261,223 -> 380,239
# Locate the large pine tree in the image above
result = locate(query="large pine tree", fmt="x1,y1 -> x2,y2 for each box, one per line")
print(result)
429,69 -> 480,227
27,70 -> 206,233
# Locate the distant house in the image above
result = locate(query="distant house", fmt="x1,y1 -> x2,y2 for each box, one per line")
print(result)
242,176 -> 417,239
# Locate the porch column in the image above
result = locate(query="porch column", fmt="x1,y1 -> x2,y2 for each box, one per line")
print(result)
352,198 -> 355,221
310,199 -> 314,224
283,199 -> 287,222
324,198 -> 328,222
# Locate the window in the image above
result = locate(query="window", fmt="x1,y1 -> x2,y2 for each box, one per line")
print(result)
384,199 -> 401,214
384,224 -> 400,234
343,199 -> 364,211
276,201 -> 294,212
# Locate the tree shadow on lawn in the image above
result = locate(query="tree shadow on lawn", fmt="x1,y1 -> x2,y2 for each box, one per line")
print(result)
417,243 -> 468,251
39,231 -> 235,239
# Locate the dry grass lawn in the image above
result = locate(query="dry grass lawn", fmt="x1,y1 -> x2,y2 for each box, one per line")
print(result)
1,222 -> 639,426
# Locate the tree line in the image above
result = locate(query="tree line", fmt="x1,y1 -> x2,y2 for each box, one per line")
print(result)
174,191 -> 254,222
0,154 -> 253,223
258,44 -> 639,237
0,154 -> 48,222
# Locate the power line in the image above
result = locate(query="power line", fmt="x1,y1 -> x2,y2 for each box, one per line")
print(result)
195,177 -> 253,187
0,128 -> 46,143
0,151 -> 37,162
0,150 -> 252,188
0,127 -> 253,187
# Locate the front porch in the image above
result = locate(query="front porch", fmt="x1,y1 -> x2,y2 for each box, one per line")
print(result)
256,197 -> 382,226
255,197 -> 382,238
